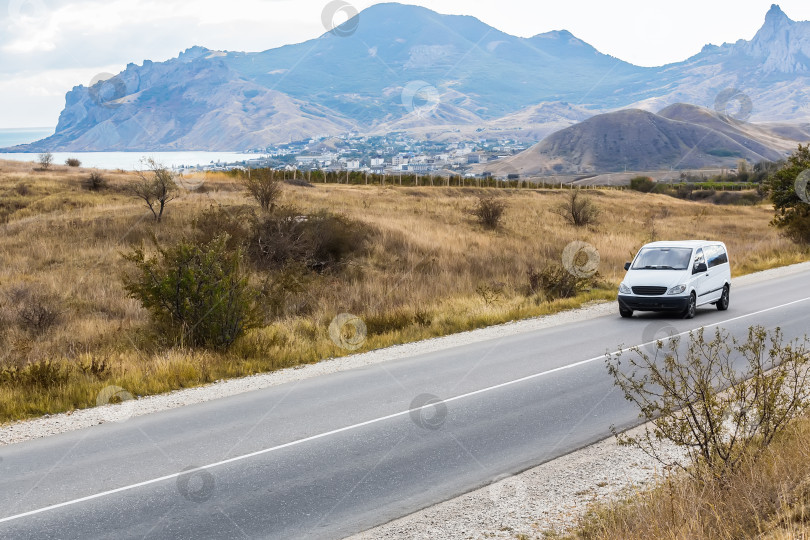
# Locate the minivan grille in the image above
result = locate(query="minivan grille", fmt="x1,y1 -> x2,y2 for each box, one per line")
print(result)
632,286 -> 668,296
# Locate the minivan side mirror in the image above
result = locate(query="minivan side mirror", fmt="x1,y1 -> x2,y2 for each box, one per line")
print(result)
693,262 -> 708,274
624,262 -> 631,271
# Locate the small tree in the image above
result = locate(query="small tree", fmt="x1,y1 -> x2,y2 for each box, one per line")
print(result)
38,152 -> 53,170
765,144 -> 810,244
629,176 -> 655,192
241,168 -> 282,212
130,158 -> 177,222
606,326 -> 810,480
65,158 -> 81,167
470,195 -> 506,229
554,189 -> 600,227
122,235 -> 260,349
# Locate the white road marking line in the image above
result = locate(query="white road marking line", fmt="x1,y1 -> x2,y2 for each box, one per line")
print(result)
2,296 -> 809,525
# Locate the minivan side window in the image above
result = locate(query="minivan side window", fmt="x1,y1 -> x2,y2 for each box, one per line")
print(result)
706,245 -> 729,268
705,246 -> 719,268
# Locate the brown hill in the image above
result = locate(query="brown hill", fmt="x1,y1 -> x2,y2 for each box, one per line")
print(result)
487,106 -> 804,176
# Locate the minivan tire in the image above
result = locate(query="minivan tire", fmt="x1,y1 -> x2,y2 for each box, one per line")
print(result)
619,306 -> 633,318
682,293 -> 697,319
716,285 -> 730,311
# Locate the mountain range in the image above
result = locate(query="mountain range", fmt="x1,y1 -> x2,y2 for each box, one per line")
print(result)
8,3 -> 810,154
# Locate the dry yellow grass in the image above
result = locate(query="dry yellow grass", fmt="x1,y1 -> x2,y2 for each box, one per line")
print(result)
566,416 -> 810,540
0,160 -> 807,422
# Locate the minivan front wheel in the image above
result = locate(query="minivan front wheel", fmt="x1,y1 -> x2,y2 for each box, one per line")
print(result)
716,285 -> 730,311
682,293 -> 697,319
619,305 -> 633,318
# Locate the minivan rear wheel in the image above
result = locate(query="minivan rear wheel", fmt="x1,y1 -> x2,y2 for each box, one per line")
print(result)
682,293 -> 697,319
716,285 -> 730,311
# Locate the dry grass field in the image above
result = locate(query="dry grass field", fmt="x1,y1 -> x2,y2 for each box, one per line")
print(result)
0,159 -> 807,422
565,415 -> 810,540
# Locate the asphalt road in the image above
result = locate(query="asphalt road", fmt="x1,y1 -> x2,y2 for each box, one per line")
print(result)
1,269 -> 809,539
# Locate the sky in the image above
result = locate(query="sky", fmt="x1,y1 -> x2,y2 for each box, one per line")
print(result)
2,0 -> 810,128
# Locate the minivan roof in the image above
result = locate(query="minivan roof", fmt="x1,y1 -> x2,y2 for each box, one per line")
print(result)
641,240 -> 726,249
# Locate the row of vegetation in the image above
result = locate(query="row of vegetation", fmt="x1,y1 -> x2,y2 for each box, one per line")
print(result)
628,145 -> 810,242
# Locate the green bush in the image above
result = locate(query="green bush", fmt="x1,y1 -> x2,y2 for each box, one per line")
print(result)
766,144 -> 810,244
782,213 -> 810,244
629,176 -> 655,193
123,235 -> 260,349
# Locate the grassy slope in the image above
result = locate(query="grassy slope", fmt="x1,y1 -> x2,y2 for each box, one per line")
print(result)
0,160 -> 807,422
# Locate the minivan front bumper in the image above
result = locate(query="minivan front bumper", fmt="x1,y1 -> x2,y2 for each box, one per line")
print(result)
618,294 -> 689,312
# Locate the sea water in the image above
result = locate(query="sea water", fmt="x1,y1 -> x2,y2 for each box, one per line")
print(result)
0,128 -> 265,170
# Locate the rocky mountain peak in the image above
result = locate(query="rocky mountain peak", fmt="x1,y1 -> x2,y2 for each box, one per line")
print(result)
742,4 -> 810,73
765,4 -> 791,25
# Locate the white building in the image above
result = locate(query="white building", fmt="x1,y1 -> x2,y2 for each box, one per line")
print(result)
404,163 -> 433,173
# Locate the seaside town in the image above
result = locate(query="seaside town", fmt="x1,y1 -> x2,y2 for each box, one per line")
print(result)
176,132 -> 529,177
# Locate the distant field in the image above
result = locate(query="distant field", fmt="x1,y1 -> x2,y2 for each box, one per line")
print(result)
0,160 -> 807,422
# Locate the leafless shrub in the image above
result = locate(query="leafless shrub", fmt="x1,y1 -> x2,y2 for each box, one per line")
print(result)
526,264 -> 591,300
38,152 -> 53,170
17,293 -> 62,335
240,168 -> 282,212
129,158 -> 177,222
470,195 -> 506,229
83,171 -> 107,191
606,326 -> 810,480
475,281 -> 505,305
248,206 -> 367,272
554,190 -> 600,227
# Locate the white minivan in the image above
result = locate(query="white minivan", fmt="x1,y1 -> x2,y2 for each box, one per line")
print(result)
618,240 -> 731,319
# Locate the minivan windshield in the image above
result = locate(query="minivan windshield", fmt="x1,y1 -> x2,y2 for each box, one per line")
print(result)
631,247 -> 693,270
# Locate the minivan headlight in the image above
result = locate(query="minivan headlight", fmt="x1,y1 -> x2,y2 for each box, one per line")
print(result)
619,283 -> 632,294
668,284 -> 687,295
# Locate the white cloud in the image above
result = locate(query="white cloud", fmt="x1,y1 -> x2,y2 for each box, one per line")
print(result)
0,66 -> 121,126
